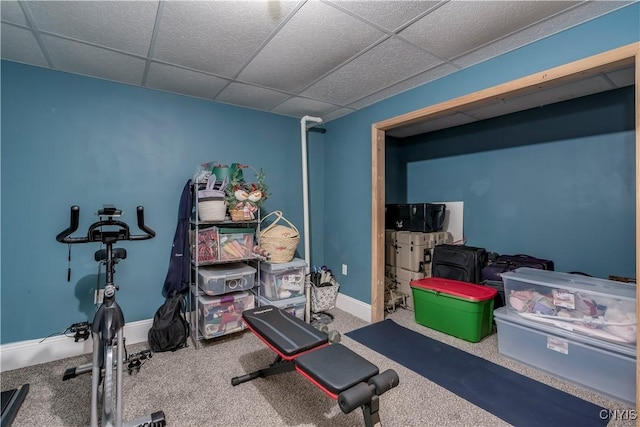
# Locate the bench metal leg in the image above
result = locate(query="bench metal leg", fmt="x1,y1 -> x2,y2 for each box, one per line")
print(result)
362,395 -> 381,427
231,356 -> 296,386
338,369 -> 399,426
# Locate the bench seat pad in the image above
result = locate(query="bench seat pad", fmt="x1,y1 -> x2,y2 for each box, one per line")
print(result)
242,305 -> 328,357
296,343 -> 379,395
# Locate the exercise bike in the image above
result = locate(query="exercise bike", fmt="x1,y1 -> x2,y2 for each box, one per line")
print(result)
56,205 -> 166,427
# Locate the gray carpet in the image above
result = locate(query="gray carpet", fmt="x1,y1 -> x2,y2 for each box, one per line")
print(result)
1,307 -> 635,427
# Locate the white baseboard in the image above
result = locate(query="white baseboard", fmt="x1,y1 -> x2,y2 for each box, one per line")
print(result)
0,319 -> 153,372
1,295 -> 371,371
335,292 -> 371,323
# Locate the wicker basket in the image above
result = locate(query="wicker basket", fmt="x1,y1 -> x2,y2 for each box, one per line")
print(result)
260,211 -> 300,263
229,207 -> 256,221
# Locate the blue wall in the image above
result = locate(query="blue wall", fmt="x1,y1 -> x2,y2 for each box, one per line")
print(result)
385,137 -> 406,205
1,4 -> 638,344
403,87 -> 635,278
321,4 -> 639,303
0,63 -> 316,344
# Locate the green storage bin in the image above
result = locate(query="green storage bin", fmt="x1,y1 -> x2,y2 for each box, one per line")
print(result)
411,277 -> 497,342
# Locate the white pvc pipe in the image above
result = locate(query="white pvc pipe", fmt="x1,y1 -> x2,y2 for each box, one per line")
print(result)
300,115 -> 323,322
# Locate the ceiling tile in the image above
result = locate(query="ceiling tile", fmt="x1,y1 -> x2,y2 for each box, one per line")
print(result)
453,1 -> 632,68
1,0 -> 634,122
1,1 -> 28,26
145,62 -> 228,100
215,82 -> 291,112
270,96 -> 339,118
400,1 -> 579,60
303,37 -> 442,105
347,63 -> 459,109
328,0 -> 443,31
322,107 -> 357,122
42,35 -> 147,85
1,25 -> 49,68
238,1 -> 385,92
23,1 -> 158,56
153,1 -> 299,77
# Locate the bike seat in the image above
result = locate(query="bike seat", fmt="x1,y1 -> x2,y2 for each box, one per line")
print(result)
94,248 -> 127,262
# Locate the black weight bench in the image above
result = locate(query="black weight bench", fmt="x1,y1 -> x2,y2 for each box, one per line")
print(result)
1,384 -> 29,427
231,306 -> 399,427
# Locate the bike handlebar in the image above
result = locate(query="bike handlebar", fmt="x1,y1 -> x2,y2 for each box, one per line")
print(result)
56,205 -> 155,244
134,206 -> 156,240
56,205 -> 82,243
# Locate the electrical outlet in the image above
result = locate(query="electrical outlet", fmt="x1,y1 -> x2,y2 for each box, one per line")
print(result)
341,264 -> 348,276
94,289 -> 104,305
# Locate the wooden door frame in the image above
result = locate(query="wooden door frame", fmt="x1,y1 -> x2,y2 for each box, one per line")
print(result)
371,41 -> 639,406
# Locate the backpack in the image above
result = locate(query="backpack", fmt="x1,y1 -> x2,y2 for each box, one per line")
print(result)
148,293 -> 189,352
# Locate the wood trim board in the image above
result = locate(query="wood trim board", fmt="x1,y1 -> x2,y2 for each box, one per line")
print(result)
371,41 -> 640,408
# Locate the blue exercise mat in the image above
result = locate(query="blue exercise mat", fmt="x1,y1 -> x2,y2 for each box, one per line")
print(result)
346,319 -> 609,427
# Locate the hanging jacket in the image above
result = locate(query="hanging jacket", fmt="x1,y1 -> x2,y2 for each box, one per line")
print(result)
163,179 -> 192,297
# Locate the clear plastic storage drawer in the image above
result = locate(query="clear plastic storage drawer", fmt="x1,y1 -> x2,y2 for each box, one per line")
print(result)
197,262 -> 256,296
255,292 -> 306,320
259,258 -> 307,300
198,291 -> 255,339
494,307 -> 635,404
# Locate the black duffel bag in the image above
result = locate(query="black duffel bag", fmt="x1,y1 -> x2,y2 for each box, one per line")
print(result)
481,254 -> 554,282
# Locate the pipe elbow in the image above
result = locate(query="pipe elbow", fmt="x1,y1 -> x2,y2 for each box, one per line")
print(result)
301,115 -> 323,125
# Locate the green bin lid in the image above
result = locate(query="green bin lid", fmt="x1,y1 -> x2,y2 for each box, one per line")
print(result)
411,277 -> 497,301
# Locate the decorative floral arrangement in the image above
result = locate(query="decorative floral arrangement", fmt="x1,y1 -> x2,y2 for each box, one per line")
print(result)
225,164 -> 269,220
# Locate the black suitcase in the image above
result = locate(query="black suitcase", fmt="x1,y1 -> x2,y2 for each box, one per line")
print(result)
409,203 -> 446,232
432,244 -> 487,284
396,204 -> 411,230
385,204 -> 399,230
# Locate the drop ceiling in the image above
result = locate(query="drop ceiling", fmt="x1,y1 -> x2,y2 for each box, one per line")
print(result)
1,1 -> 636,123
386,61 -> 636,138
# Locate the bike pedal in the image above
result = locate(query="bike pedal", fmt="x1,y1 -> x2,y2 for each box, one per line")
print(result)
69,321 -> 90,332
138,411 -> 166,427
74,330 -> 90,342
62,367 -> 77,381
127,364 -> 141,375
